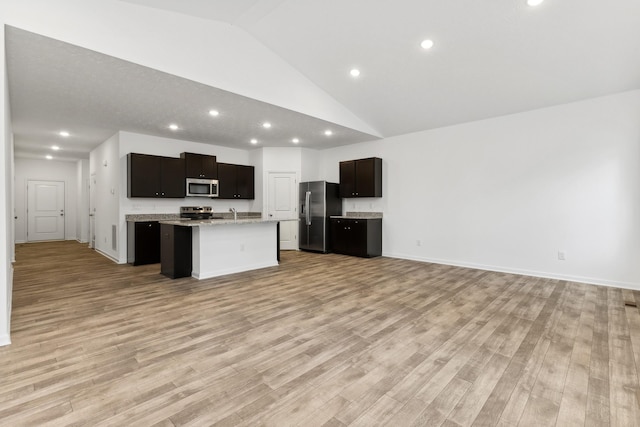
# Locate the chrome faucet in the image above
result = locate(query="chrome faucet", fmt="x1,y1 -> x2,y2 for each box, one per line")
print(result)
229,207 -> 237,222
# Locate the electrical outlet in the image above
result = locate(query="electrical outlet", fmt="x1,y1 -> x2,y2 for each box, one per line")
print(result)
558,251 -> 566,261
240,244 -> 245,252
416,240 -> 421,247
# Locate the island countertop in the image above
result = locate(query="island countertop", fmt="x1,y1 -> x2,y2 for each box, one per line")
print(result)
159,218 -> 285,227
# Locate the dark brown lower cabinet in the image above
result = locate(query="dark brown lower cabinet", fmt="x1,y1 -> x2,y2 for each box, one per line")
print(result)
127,221 -> 160,265
330,218 -> 382,258
160,224 -> 192,279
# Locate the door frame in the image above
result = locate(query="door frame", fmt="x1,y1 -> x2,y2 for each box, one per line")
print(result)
266,171 -> 298,251
89,172 -> 96,248
26,179 -> 66,242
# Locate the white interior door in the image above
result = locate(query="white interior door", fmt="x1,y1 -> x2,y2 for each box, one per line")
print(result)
268,172 -> 298,250
27,180 -> 65,242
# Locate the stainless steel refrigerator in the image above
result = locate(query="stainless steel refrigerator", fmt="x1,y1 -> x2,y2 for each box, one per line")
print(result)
299,181 -> 342,253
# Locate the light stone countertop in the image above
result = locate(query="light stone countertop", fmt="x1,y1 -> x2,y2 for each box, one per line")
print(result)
159,218 -> 290,227
126,212 -> 262,222
126,214 -> 181,222
330,212 -> 383,220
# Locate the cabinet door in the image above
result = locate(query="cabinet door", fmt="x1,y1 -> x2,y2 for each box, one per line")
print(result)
355,158 -> 375,197
330,219 -> 348,254
161,157 -> 186,198
217,163 -> 237,199
184,153 -> 217,179
347,220 -> 367,256
128,153 -> 161,197
236,165 -> 254,199
202,155 -> 217,179
184,153 -> 204,178
134,221 -> 160,265
339,160 -> 356,198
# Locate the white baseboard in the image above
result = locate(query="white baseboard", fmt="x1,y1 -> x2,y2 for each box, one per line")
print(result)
0,333 -> 10,347
383,252 -> 640,291
94,248 -> 119,263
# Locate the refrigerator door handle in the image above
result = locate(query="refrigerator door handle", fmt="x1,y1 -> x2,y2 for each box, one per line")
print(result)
305,191 -> 311,225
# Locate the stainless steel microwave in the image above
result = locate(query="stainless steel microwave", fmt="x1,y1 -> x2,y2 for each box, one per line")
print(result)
186,178 -> 219,198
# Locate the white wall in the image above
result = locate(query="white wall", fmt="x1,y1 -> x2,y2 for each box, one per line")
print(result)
14,158 -> 79,243
76,159 -> 90,243
249,148 -> 264,214
301,148 -> 323,182
320,90 -> 640,289
89,133 -> 120,261
1,27 -> 13,345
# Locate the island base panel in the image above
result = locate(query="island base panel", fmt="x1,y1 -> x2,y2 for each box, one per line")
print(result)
192,222 -> 278,279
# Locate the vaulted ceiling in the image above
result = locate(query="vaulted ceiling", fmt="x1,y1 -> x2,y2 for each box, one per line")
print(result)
121,0 -> 640,135
7,0 -> 640,160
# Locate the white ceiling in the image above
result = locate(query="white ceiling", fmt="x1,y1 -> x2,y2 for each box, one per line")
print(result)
6,27 -> 378,161
8,0 -> 640,161
245,0 -> 640,136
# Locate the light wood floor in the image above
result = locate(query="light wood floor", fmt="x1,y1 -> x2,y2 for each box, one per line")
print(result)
2,241 -> 640,426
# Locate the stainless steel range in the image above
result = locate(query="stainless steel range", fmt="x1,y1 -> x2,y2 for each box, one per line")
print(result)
180,206 -> 213,220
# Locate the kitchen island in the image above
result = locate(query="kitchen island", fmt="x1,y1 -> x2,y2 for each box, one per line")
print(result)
159,218 -> 280,280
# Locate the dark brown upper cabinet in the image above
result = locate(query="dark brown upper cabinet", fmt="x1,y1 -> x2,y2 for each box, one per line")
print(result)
181,152 -> 217,179
339,157 -> 382,198
127,153 -> 185,198
217,163 -> 255,199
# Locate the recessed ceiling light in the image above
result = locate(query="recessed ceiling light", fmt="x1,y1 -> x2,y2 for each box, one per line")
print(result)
169,124 -> 179,131
526,0 -> 544,5
292,138 -> 300,144
59,131 -> 70,137
420,39 -> 434,50
46,155 -> 53,160
250,139 -> 258,145
51,145 -> 60,151
209,109 -> 220,117
324,130 -> 333,136
263,122 -> 272,129
350,69 -> 361,78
